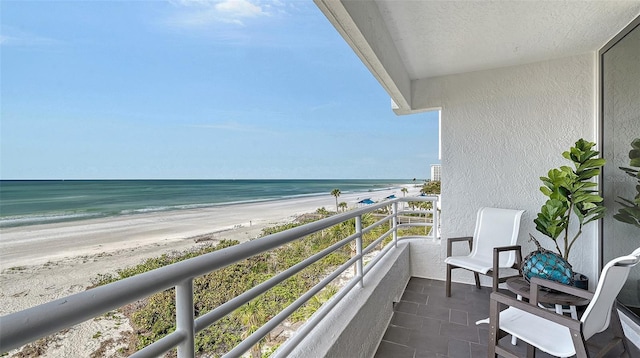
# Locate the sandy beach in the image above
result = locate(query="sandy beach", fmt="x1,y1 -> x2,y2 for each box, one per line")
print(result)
0,185 -> 417,357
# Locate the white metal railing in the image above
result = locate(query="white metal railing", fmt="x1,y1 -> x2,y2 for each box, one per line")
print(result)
0,196 -> 439,357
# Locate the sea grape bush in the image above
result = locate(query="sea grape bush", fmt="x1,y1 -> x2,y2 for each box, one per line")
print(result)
91,211 -> 426,357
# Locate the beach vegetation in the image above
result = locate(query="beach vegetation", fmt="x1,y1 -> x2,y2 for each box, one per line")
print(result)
315,207 -> 330,217
397,225 -> 433,238
90,210 -> 392,357
262,344 -> 280,357
420,180 -> 440,195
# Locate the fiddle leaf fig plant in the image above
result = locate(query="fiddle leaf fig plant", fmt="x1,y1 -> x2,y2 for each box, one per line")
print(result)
613,138 -> 640,228
534,139 -> 606,261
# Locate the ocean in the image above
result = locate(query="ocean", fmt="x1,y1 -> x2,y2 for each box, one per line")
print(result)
0,179 -> 413,228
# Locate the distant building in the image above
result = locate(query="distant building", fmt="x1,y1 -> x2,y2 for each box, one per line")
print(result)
430,164 -> 441,182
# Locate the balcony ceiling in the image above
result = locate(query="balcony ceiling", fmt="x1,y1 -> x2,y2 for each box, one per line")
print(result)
315,0 -> 640,114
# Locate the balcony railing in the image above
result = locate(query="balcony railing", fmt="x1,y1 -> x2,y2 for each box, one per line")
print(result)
0,196 -> 439,357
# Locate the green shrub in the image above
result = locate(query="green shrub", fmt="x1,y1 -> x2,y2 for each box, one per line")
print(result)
92,211 -> 393,356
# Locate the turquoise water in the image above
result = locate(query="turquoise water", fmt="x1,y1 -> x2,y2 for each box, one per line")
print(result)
0,180 -> 412,228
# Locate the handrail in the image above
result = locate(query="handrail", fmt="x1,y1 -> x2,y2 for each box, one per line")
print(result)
0,196 -> 439,357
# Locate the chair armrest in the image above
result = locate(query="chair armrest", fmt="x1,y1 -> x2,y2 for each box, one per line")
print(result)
446,236 -> 473,257
492,245 -> 522,292
493,245 -> 522,269
529,277 -> 594,306
490,292 -> 582,331
494,245 -> 522,253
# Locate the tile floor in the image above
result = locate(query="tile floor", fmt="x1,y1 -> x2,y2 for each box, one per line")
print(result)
373,277 -> 638,358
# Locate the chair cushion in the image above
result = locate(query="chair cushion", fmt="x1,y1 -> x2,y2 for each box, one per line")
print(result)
497,307 -> 575,357
444,256 -> 492,274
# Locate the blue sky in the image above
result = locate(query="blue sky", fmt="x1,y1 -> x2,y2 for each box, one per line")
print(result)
1,0 -> 439,180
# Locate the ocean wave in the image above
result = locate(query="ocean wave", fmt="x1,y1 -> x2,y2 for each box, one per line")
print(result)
117,199 -> 276,215
367,186 -> 403,192
0,180 -> 414,228
119,206 -> 173,215
0,212 -> 103,228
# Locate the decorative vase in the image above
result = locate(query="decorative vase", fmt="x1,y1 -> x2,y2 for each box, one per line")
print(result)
522,235 -> 573,286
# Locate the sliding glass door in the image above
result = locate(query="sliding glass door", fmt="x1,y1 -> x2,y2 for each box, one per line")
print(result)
600,16 -> 640,318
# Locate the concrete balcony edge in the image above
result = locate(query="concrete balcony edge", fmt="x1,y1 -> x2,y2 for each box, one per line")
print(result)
283,242 -> 411,358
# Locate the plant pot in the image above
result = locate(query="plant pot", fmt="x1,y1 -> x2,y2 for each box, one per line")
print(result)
572,272 -> 589,290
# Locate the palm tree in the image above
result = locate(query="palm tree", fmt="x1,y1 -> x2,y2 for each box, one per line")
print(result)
338,201 -> 348,212
330,188 -> 341,213
400,187 -> 409,210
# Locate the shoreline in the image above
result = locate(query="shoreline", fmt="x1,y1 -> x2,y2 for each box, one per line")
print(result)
0,190 -> 397,271
0,185 -> 419,357
0,185 -> 418,310
0,180 -> 410,229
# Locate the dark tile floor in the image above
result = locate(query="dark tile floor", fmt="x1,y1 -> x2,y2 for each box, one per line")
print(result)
373,277 -> 639,358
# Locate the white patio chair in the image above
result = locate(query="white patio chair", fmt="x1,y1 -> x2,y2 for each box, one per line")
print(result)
488,248 -> 640,358
444,207 -> 525,297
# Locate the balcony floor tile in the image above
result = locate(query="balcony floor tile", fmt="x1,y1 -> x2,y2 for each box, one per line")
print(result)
374,277 -> 640,358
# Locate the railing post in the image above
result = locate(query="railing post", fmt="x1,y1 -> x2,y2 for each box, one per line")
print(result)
176,279 -> 195,358
355,215 -> 363,288
392,202 -> 398,247
433,198 -> 439,239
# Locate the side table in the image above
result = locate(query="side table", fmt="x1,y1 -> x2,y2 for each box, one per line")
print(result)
505,277 -> 590,318
505,277 -> 591,345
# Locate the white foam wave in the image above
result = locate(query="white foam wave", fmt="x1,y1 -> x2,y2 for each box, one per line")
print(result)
0,212 -> 102,228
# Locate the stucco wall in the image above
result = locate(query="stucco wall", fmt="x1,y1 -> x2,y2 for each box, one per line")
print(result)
411,54 -> 599,286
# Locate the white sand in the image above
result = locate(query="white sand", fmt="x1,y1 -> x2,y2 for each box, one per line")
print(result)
0,185 -> 418,357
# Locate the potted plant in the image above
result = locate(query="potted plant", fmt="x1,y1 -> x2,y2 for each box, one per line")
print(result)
530,138 -> 606,288
614,138 -> 640,227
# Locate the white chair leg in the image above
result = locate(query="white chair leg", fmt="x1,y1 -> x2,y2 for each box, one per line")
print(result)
555,304 -> 563,315
570,305 -> 578,319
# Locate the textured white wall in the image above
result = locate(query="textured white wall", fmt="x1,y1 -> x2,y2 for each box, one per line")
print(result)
411,53 -> 599,286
